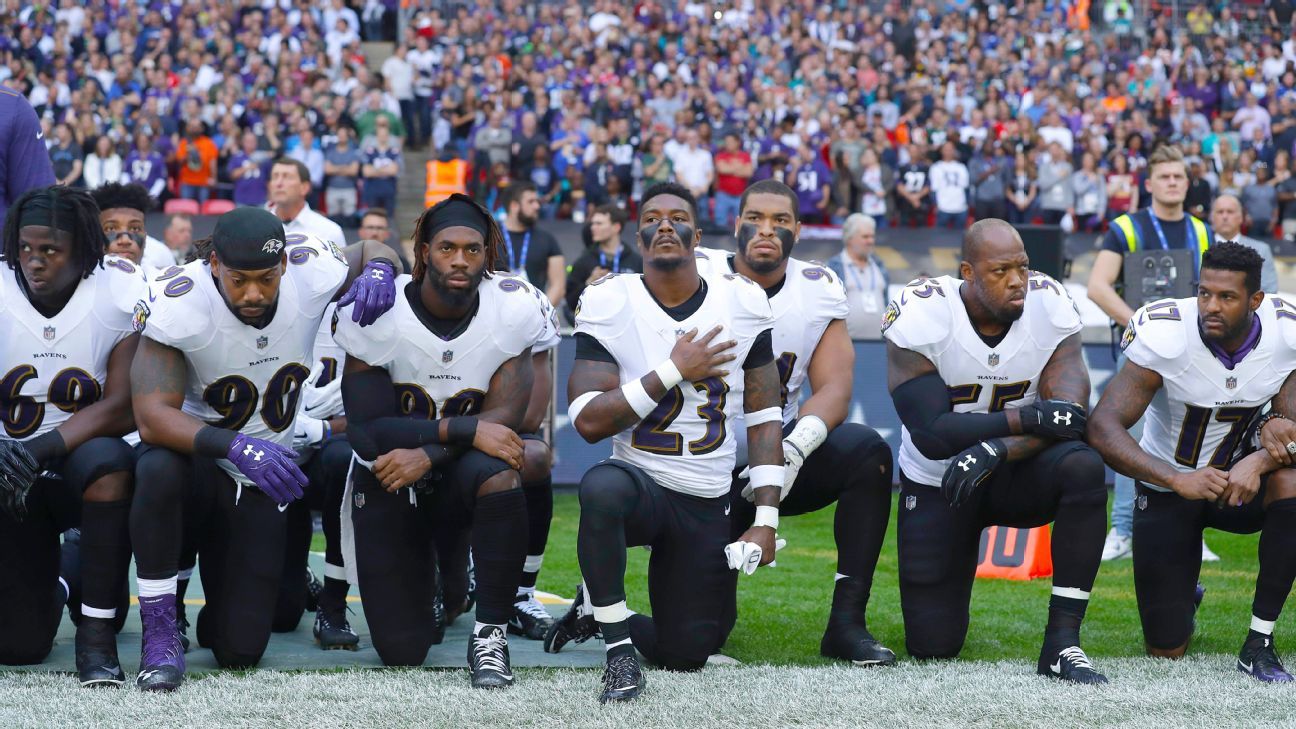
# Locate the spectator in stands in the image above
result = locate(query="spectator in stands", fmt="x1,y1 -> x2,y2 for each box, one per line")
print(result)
229,130 -> 270,208
970,139 -> 1009,222
512,112 -> 547,180
830,150 -> 858,226
475,109 -> 512,169
1211,194 -> 1278,293
1037,142 -> 1075,225
530,145 -> 559,220
382,45 -> 415,150
123,131 -> 166,202
361,117 -> 401,218
49,122 -> 82,188
789,142 -> 832,224
639,134 -> 673,188
1071,153 -> 1108,233
671,129 -> 714,225
714,132 -> 752,229
895,144 -> 931,227
565,204 -> 641,314
499,182 -> 565,307
828,214 -> 889,342
288,125 -> 326,191
175,119 -> 218,204
324,126 -> 362,225
1007,150 -> 1039,225
1242,163 -> 1279,238
1183,157 -> 1214,220
930,141 -> 970,229
82,135 -> 122,190
267,157 -> 344,245
355,207 -> 410,271
858,147 -> 892,230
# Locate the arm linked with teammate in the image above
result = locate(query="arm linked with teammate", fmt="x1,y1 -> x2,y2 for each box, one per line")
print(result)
739,358 -> 783,566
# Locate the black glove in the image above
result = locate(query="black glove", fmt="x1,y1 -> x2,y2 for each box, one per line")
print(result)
942,439 -> 1004,509
0,439 -> 41,521
1019,399 -> 1087,441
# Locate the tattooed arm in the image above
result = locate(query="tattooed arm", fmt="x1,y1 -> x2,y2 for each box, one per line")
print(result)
996,332 -> 1090,463
1089,359 -> 1190,490
131,335 -> 231,456
477,348 -> 535,430
743,359 -> 783,509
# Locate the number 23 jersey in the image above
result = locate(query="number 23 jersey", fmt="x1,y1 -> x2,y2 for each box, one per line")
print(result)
882,273 -> 1082,487
0,256 -> 145,440
137,233 -> 348,482
575,272 -> 775,498
1123,296 -> 1296,488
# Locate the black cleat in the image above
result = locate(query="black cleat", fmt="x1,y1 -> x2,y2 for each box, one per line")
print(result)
600,652 -> 645,703
305,567 -> 324,613
1038,644 -> 1108,685
75,617 -> 124,688
820,623 -> 897,666
509,592 -> 555,640
1238,634 -> 1294,683
313,608 -> 360,651
544,584 -> 600,654
467,625 -> 514,689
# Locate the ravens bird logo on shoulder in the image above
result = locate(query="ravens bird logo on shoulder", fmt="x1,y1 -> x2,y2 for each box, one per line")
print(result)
1120,324 -> 1137,351
330,309 -> 339,336
132,301 -> 150,333
881,301 -> 900,333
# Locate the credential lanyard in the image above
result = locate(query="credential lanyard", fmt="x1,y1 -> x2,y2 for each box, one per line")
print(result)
598,246 -> 623,273
503,229 -> 530,273
1147,213 -> 1198,272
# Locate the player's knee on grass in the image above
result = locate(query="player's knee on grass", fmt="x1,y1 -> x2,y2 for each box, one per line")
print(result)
67,437 -> 135,501
578,465 -> 640,517
904,612 -> 968,660
1141,600 -> 1195,657
520,438 -> 551,483
213,646 -> 267,671
372,630 -> 431,667
654,621 -> 719,672
1054,446 -> 1107,506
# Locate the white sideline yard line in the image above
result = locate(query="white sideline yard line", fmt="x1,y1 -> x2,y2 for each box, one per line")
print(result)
1,655 -> 1290,728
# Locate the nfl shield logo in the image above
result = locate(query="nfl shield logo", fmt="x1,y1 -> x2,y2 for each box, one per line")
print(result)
1137,495 -> 1148,511
256,336 -> 268,350
987,353 -> 999,367
905,494 -> 917,511
42,326 -> 55,341
442,350 -> 454,363
1226,376 -> 1237,390
354,492 -> 365,509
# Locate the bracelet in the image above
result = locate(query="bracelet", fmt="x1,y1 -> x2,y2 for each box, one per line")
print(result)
654,359 -> 683,390
753,505 -> 779,530
321,419 -> 333,443
1258,411 -> 1289,431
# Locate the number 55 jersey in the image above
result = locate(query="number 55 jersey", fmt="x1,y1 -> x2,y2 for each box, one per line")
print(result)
1122,296 -> 1296,490
574,272 -> 775,498
135,233 -> 348,483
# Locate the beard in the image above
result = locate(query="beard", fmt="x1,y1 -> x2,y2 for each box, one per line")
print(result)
646,254 -> 687,272
428,265 -> 485,307
518,210 -> 538,227
736,222 -> 795,274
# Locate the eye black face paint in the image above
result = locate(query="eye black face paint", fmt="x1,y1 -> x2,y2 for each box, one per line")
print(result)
638,221 -> 660,249
736,222 -> 796,273
639,221 -> 694,249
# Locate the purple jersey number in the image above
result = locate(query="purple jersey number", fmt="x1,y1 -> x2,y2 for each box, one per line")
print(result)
630,377 -> 729,456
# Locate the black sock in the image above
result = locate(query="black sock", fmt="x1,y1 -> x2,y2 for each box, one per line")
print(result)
79,499 -> 133,615
831,444 -> 891,628
470,489 -> 528,625
519,475 -> 553,591
828,577 -> 870,631
323,576 -> 349,609
1247,629 -> 1273,645
603,619 -> 635,659
1045,594 -> 1089,645
1254,498 -> 1296,623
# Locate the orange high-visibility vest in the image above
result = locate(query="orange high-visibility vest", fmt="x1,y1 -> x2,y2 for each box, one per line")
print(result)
424,159 -> 468,208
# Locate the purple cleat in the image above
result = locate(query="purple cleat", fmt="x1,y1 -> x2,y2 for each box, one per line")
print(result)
1238,634 -> 1294,683
136,594 -> 185,692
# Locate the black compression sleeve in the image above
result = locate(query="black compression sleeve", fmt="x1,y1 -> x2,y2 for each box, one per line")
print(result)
342,366 -> 476,461
26,430 -> 67,464
575,333 -> 617,363
891,372 -> 1014,460
194,426 -> 236,459
742,328 -> 774,369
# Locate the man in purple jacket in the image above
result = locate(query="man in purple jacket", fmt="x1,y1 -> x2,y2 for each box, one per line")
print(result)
0,87 -> 55,227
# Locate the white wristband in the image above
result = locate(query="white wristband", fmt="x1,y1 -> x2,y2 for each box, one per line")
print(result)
745,406 -> 782,427
567,391 -> 600,424
786,415 -> 829,458
621,378 -> 658,419
748,464 -> 785,490
753,505 -> 779,530
654,359 -> 683,390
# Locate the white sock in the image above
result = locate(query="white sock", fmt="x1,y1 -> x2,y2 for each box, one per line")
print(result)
592,600 -> 631,624
138,576 -> 178,598
523,554 -> 544,573
834,573 -> 849,582
1052,586 -> 1091,600
177,567 -> 194,581
324,562 -> 348,581
81,604 -> 117,620
604,636 -> 633,653
1252,615 -> 1277,635
516,585 -> 536,600
474,621 -> 504,635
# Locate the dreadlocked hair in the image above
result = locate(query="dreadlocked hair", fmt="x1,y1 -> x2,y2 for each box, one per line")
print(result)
2,185 -> 107,280
185,236 -> 214,264
410,194 -> 503,284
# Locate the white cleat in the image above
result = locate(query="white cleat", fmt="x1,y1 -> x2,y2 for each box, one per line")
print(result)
1201,539 -> 1220,563
1101,528 -> 1132,561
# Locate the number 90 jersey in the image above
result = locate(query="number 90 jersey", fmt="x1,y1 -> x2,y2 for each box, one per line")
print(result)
138,233 -> 348,483
0,256 -> 145,440
575,272 -> 775,498
331,273 -> 557,435
883,273 -> 1082,487
1124,296 -> 1296,489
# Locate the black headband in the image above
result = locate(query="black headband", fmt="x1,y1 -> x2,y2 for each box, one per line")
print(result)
211,207 -> 287,270
17,191 -> 78,233
425,196 -> 490,240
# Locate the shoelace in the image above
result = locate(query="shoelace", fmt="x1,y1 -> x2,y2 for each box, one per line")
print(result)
140,606 -> 181,666
1058,646 -> 1094,671
515,595 -> 550,620
472,630 -> 509,673
604,654 -> 640,689
1252,640 -> 1286,671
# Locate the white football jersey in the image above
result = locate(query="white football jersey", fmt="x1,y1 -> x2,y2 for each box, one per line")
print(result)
696,247 -> 849,425
314,302 -> 345,387
883,273 -> 1082,486
0,256 -> 145,440
575,271 -> 775,498
332,273 -> 555,468
138,232 -> 348,483
1124,296 -> 1296,489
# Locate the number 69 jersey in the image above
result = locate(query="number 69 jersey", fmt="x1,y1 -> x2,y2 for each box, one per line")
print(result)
882,273 -> 1082,487
0,256 -> 145,440
331,273 -> 557,432
1124,296 -> 1296,489
137,233 -> 348,483
575,272 -> 775,499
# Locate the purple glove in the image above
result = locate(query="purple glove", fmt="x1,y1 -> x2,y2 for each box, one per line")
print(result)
338,259 -> 396,327
226,434 -> 307,504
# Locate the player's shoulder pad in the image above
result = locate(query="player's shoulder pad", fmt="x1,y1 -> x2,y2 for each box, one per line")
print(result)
485,274 -> 551,354
1121,297 -> 1191,364
574,271 -> 635,334
1026,270 -> 1081,335
693,246 -> 732,278
717,269 -> 775,328
330,273 -> 411,366
284,230 -> 348,298
98,255 -> 149,324
1265,294 -> 1296,350
882,275 -> 954,348
787,257 -> 848,311
137,260 -> 212,346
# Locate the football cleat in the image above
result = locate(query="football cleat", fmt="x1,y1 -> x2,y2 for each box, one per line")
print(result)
1038,644 -> 1108,685
136,594 -> 185,692
176,602 -> 191,653
544,584 -> 600,654
75,617 -> 124,688
1238,634 -> 1294,683
305,567 -> 324,613
313,608 -> 360,651
509,592 -> 555,640
1201,539 -> 1220,563
1100,528 -> 1132,561
820,623 -> 897,666
467,625 -> 514,689
600,652 -> 646,703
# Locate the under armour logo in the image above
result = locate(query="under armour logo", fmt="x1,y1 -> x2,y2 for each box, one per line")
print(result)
958,455 -> 977,472
242,445 -> 264,462
1053,411 -> 1072,426
370,269 -> 385,279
